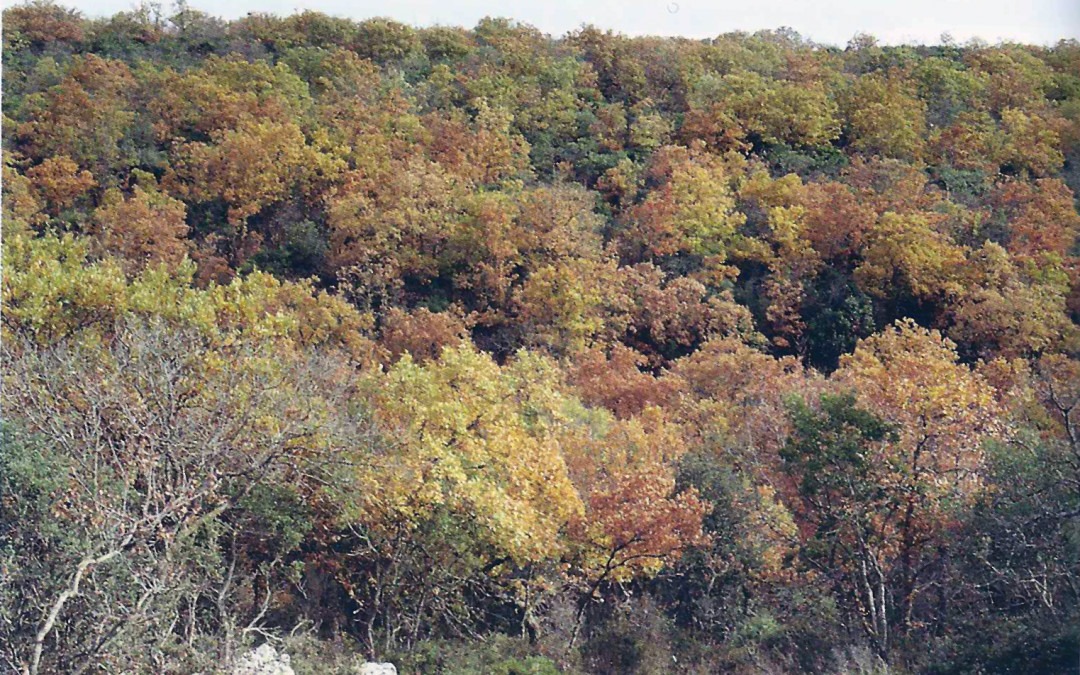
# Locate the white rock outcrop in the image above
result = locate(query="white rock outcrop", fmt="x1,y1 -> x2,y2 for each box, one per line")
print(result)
232,643 -> 295,675
357,663 -> 397,675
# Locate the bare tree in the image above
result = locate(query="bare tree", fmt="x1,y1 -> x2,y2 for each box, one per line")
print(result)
1,318 -> 351,674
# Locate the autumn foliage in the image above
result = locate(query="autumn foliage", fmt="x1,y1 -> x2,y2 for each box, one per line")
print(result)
2,6 -> 1080,673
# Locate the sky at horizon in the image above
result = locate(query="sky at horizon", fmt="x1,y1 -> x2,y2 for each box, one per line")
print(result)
31,0 -> 1080,46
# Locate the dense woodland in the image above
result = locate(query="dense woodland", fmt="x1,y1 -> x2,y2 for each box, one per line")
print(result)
2,2 -> 1080,672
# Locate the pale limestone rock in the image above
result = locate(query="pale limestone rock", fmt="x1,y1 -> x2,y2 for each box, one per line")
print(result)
232,643 -> 294,675
356,663 -> 397,675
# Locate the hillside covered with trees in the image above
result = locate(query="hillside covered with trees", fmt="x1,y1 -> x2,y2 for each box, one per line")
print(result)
2,3 -> 1080,672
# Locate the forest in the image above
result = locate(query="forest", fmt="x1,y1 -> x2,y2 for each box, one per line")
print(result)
1,2 -> 1079,672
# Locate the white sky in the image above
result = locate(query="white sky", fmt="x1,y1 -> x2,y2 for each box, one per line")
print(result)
25,0 -> 1080,46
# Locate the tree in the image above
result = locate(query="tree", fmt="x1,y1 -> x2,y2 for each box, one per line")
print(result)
333,347 -> 585,656
841,70 -> 928,162
3,11 -> 1079,670
947,242 -> 1077,359
561,408 -> 707,651
1,319 -> 354,674
91,179 -> 190,274
510,256 -> 628,356
997,107 -> 1065,177
941,354 -> 1080,673
927,111 -> 1002,174
167,117 -> 343,227
15,54 -> 135,172
667,333 -> 824,543
379,306 -> 469,364
2,230 -> 374,355
687,71 -> 840,150
990,177 -> 1080,260
619,144 -> 746,279
357,345 -> 582,565
912,56 -> 988,127
142,55 -> 313,142
966,46 -> 1055,114
619,263 -> 757,363
326,156 -> 468,296
24,156 -> 95,217
781,392 -> 898,661
569,344 -> 681,419
0,158 -> 46,233
855,211 -> 967,306
353,17 -> 421,63
423,105 -> 532,185
799,180 -> 877,264
2,1 -> 85,54
825,320 -> 1005,656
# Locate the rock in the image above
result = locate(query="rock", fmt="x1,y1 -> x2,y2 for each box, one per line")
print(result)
356,663 -> 397,675
232,643 -> 295,675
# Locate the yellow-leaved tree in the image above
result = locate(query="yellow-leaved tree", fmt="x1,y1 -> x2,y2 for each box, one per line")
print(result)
357,345 -> 582,564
